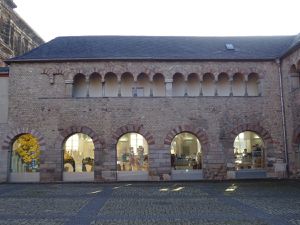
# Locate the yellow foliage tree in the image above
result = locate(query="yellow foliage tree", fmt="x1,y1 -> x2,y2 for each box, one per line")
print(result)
14,134 -> 40,164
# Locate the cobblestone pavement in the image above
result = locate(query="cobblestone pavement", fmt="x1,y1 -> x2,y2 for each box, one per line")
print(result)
0,180 -> 299,225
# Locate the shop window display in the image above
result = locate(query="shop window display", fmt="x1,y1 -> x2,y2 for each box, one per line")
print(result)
11,134 -> 40,173
117,133 -> 149,171
234,131 -> 264,169
170,132 -> 202,170
64,133 -> 94,172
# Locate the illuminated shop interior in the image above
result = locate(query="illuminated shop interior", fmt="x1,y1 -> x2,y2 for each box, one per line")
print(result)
234,131 -> 264,169
64,133 -> 94,172
170,132 -> 202,170
117,133 -> 149,171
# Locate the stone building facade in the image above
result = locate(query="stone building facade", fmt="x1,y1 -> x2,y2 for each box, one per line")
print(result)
0,0 -> 43,182
0,0 -> 44,66
1,35 -> 300,182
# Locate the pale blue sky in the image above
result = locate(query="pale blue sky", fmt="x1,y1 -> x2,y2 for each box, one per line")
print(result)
14,0 -> 300,42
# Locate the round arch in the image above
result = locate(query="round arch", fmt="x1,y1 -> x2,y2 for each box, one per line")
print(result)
164,125 -> 209,180
116,132 -> 149,172
54,126 -> 104,181
112,124 -> 154,180
170,132 -> 202,170
2,128 -> 46,182
233,131 -> 264,169
224,123 -> 274,170
164,125 -> 209,158
112,124 -> 155,145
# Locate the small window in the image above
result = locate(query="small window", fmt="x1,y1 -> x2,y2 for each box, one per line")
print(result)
225,43 -> 235,50
136,87 -> 144,97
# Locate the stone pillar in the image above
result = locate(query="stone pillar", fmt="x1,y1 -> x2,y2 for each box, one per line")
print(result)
150,80 -> 153,97
149,147 -> 172,181
244,77 -> 248,96
214,80 -> 218,96
65,80 -> 73,97
199,78 -> 203,96
86,77 -> 90,97
184,79 -> 188,96
165,78 -> 173,97
133,81 -> 137,97
101,80 -> 105,97
229,78 -> 233,96
117,80 -> 121,97
257,79 -> 262,96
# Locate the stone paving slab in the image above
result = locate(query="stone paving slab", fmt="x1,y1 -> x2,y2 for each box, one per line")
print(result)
0,181 -> 298,225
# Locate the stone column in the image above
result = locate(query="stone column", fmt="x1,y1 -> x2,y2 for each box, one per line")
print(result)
165,78 -> 173,97
199,78 -> 203,96
257,79 -> 262,96
244,77 -> 248,96
184,79 -> 188,96
133,81 -> 137,97
65,80 -> 73,97
101,80 -> 105,97
86,77 -> 90,97
214,79 -> 218,96
229,78 -> 233,96
117,80 -> 121,97
149,80 -> 154,97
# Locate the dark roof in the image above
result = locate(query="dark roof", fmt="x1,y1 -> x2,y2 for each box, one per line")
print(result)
6,35 -> 300,63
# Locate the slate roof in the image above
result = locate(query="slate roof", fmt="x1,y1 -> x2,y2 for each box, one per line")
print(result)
6,35 -> 300,63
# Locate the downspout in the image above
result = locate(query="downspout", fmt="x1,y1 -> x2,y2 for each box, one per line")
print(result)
276,58 -> 290,177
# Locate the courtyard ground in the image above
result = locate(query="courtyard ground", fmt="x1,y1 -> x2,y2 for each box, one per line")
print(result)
0,180 -> 299,225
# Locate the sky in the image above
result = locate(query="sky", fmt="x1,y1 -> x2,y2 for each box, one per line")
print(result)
13,0 -> 300,42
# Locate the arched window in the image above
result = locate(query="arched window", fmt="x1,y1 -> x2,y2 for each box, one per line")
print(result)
89,73 -> 102,97
170,132 -> 202,170
233,131 -> 264,169
104,72 -> 118,97
64,133 -> 94,172
232,73 -> 245,96
11,134 -> 40,173
247,73 -> 259,96
73,74 -> 87,97
172,73 -> 185,96
187,73 -> 200,96
116,133 -> 149,172
152,73 -> 165,97
202,73 -> 215,96
217,73 -> 230,96
121,72 -> 134,97
137,73 -> 150,97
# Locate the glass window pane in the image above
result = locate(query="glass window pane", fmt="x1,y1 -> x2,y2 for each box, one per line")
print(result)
64,133 -> 94,172
11,134 -> 40,173
234,131 -> 264,170
117,133 -> 149,171
170,132 -> 202,170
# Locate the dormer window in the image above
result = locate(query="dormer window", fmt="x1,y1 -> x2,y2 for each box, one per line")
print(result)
225,43 -> 235,50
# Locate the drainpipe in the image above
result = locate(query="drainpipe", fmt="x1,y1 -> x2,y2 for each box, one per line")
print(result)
276,58 -> 290,177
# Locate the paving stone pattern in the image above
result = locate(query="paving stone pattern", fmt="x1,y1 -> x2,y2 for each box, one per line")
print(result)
0,181 -> 299,225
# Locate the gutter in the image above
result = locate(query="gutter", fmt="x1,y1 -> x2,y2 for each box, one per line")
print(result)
276,58 -> 289,177
5,57 -> 278,65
